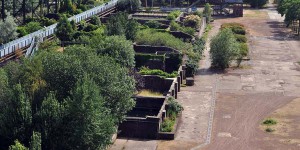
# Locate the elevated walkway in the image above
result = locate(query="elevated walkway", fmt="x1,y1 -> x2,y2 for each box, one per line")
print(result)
0,0 -> 118,61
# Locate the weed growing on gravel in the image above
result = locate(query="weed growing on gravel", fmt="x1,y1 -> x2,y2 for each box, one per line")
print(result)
265,128 -> 275,132
263,119 -> 277,125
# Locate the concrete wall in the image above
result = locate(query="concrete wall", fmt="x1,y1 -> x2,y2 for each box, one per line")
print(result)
118,117 -> 160,139
143,75 -> 174,94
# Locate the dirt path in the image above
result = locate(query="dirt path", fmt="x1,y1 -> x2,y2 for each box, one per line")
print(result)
201,4 -> 300,150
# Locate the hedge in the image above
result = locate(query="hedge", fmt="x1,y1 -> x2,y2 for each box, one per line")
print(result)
139,67 -> 178,78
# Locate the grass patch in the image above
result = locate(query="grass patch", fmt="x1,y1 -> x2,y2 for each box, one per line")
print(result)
263,118 -> 277,125
137,90 -> 163,97
160,118 -> 175,132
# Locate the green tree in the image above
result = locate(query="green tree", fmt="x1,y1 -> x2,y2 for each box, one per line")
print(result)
106,12 -> 139,40
29,132 -> 41,150
284,0 -> 300,30
210,28 -> 239,69
3,61 -> 22,87
90,35 -> 135,68
118,0 -> 141,12
0,84 -> 32,148
9,140 -> 28,150
277,0 -> 293,16
20,57 -> 47,103
106,12 -> 127,36
63,75 -> 115,150
41,52 -> 83,100
0,13 -> 18,43
0,69 -> 11,101
55,15 -> 75,41
35,93 -> 66,150
203,3 -> 212,23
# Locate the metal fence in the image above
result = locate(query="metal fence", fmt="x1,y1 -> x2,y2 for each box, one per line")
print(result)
0,0 -> 118,58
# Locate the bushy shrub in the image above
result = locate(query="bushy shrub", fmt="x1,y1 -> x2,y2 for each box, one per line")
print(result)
181,27 -> 195,35
235,34 -> 247,43
221,23 -> 246,35
186,59 -> 199,77
16,22 -> 43,37
193,10 -> 203,17
183,15 -> 201,28
145,20 -> 160,29
263,118 -> 277,125
239,43 -> 249,57
160,118 -> 175,132
167,10 -> 181,20
161,97 -> 183,132
210,28 -> 240,69
193,38 -> 206,54
25,22 -> 43,33
170,21 -> 181,31
83,24 -> 98,32
167,97 -> 183,118
170,21 -> 195,35
89,15 -> 101,26
17,27 -> 28,37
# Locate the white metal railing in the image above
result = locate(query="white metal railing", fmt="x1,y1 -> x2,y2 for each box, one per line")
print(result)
0,0 -> 118,58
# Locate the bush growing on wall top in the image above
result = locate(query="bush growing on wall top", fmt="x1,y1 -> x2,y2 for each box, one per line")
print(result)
183,15 -> 202,29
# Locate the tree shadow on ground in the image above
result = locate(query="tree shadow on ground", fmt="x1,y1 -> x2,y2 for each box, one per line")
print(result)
196,68 -> 226,76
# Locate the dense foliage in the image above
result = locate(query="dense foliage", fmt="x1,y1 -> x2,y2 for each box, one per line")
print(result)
0,39 -> 135,149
